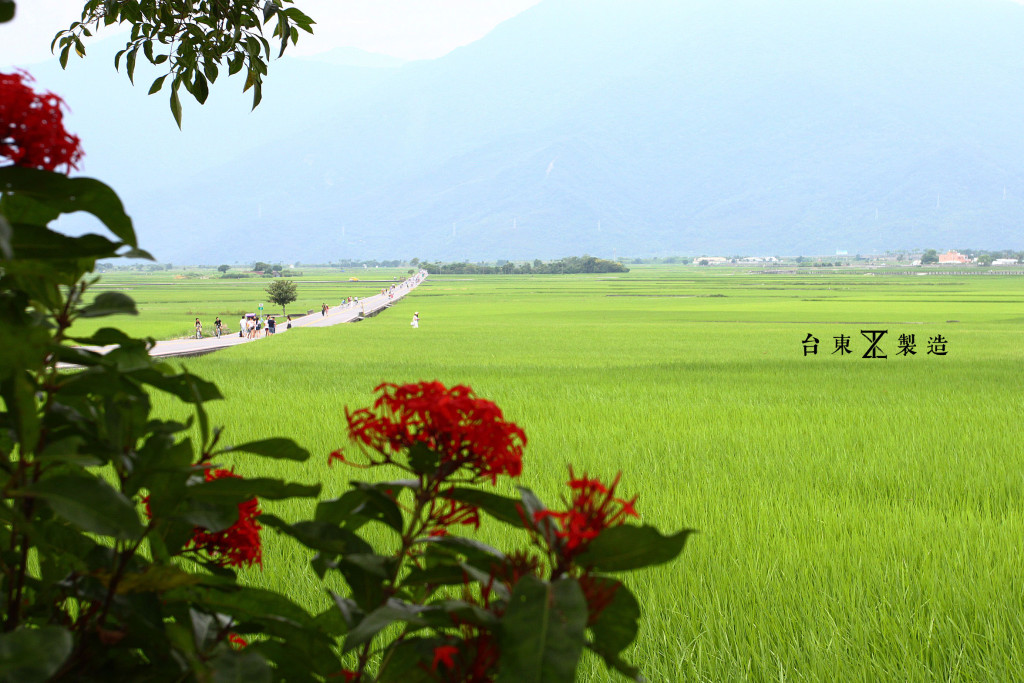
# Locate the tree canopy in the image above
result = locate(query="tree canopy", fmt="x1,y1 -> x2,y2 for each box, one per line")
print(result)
265,278 -> 297,314
52,0 -> 315,126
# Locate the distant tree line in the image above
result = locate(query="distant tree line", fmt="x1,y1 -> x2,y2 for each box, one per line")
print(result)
420,255 -> 629,275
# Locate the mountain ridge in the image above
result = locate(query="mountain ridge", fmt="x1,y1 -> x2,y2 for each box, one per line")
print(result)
28,0 -> 1024,261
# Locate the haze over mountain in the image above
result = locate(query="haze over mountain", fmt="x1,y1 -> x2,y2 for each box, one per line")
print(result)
26,0 -> 1024,263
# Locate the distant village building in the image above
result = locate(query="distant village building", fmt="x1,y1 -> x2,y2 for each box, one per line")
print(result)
992,258 -> 1019,266
938,250 -> 970,264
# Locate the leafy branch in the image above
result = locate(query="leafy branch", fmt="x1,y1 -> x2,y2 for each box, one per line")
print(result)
52,0 -> 315,127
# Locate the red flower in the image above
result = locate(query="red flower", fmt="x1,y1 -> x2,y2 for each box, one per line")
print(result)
427,497 -> 481,536
189,468 -> 263,568
534,469 -> 638,560
340,382 -> 526,485
432,644 -> 459,670
0,70 -> 83,173
227,633 -> 248,649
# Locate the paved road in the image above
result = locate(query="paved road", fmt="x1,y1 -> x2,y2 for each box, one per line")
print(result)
76,272 -> 427,361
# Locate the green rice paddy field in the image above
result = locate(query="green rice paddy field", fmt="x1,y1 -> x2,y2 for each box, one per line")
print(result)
129,266 -> 1023,682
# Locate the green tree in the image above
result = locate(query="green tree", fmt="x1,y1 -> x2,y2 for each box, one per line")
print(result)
265,278 -> 298,314
217,264 -> 230,273
921,249 -> 939,264
53,0 -> 315,126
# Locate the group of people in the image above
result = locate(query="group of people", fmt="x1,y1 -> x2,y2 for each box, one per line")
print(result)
193,315 -> 283,340
239,314 -> 277,339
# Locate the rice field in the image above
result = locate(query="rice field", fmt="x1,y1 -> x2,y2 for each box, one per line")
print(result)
137,266 -> 1024,682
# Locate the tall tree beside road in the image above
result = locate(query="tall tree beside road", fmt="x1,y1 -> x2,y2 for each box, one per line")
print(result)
266,278 -> 298,315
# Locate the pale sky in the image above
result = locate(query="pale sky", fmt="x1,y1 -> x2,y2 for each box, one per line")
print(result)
1,0 -> 543,67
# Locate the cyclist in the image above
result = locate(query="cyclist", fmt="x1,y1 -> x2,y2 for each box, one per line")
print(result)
194,318 -> 202,339
214,316 -> 222,337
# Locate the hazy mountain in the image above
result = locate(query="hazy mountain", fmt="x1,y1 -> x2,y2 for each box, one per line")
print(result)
24,0 -> 1024,262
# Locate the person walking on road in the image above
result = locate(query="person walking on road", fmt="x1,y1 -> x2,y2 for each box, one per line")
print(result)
194,318 -> 202,339
268,316 -> 276,335
238,315 -> 246,337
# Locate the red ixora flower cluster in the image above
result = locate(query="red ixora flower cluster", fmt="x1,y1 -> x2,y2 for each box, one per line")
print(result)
336,381 -> 526,484
189,468 -> 263,568
431,632 -> 500,683
0,70 -> 83,173
534,469 -> 638,560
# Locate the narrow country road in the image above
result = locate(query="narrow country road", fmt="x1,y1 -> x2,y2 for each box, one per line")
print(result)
76,271 -> 427,362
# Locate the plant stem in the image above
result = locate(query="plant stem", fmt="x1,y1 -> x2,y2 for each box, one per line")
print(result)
355,484 -> 434,677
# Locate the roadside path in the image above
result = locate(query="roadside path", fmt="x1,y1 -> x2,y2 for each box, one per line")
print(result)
79,271 -> 427,361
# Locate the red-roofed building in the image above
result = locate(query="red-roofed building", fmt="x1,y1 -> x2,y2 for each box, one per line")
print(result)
938,250 -> 970,264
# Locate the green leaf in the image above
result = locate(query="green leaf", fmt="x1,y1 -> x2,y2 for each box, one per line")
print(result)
114,564 -> 203,594
0,373 -> 41,455
140,369 -> 223,404
5,224 -> 122,260
343,600 -> 426,653
576,526 -> 695,572
0,167 -> 137,246
348,482 -> 405,532
406,442 -> 439,476
402,564 -> 468,587
194,72 -> 209,104
262,0 -> 277,23
181,498 -> 242,533
442,487 -> 524,527
418,535 -> 505,567
189,477 -> 320,502
167,585 -> 314,629
221,437 -> 309,462
260,515 -> 373,555
126,46 -> 138,84
251,80 -> 262,109
587,579 -> 640,658
208,650 -> 272,683
0,626 -> 73,683
228,52 -> 243,76
377,637 -> 442,683
0,2 -> 14,23
170,87 -> 182,129
497,576 -> 588,683
148,74 -> 167,94
24,474 -> 145,540
67,326 -> 148,348
78,290 -> 138,318
517,486 -> 560,548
